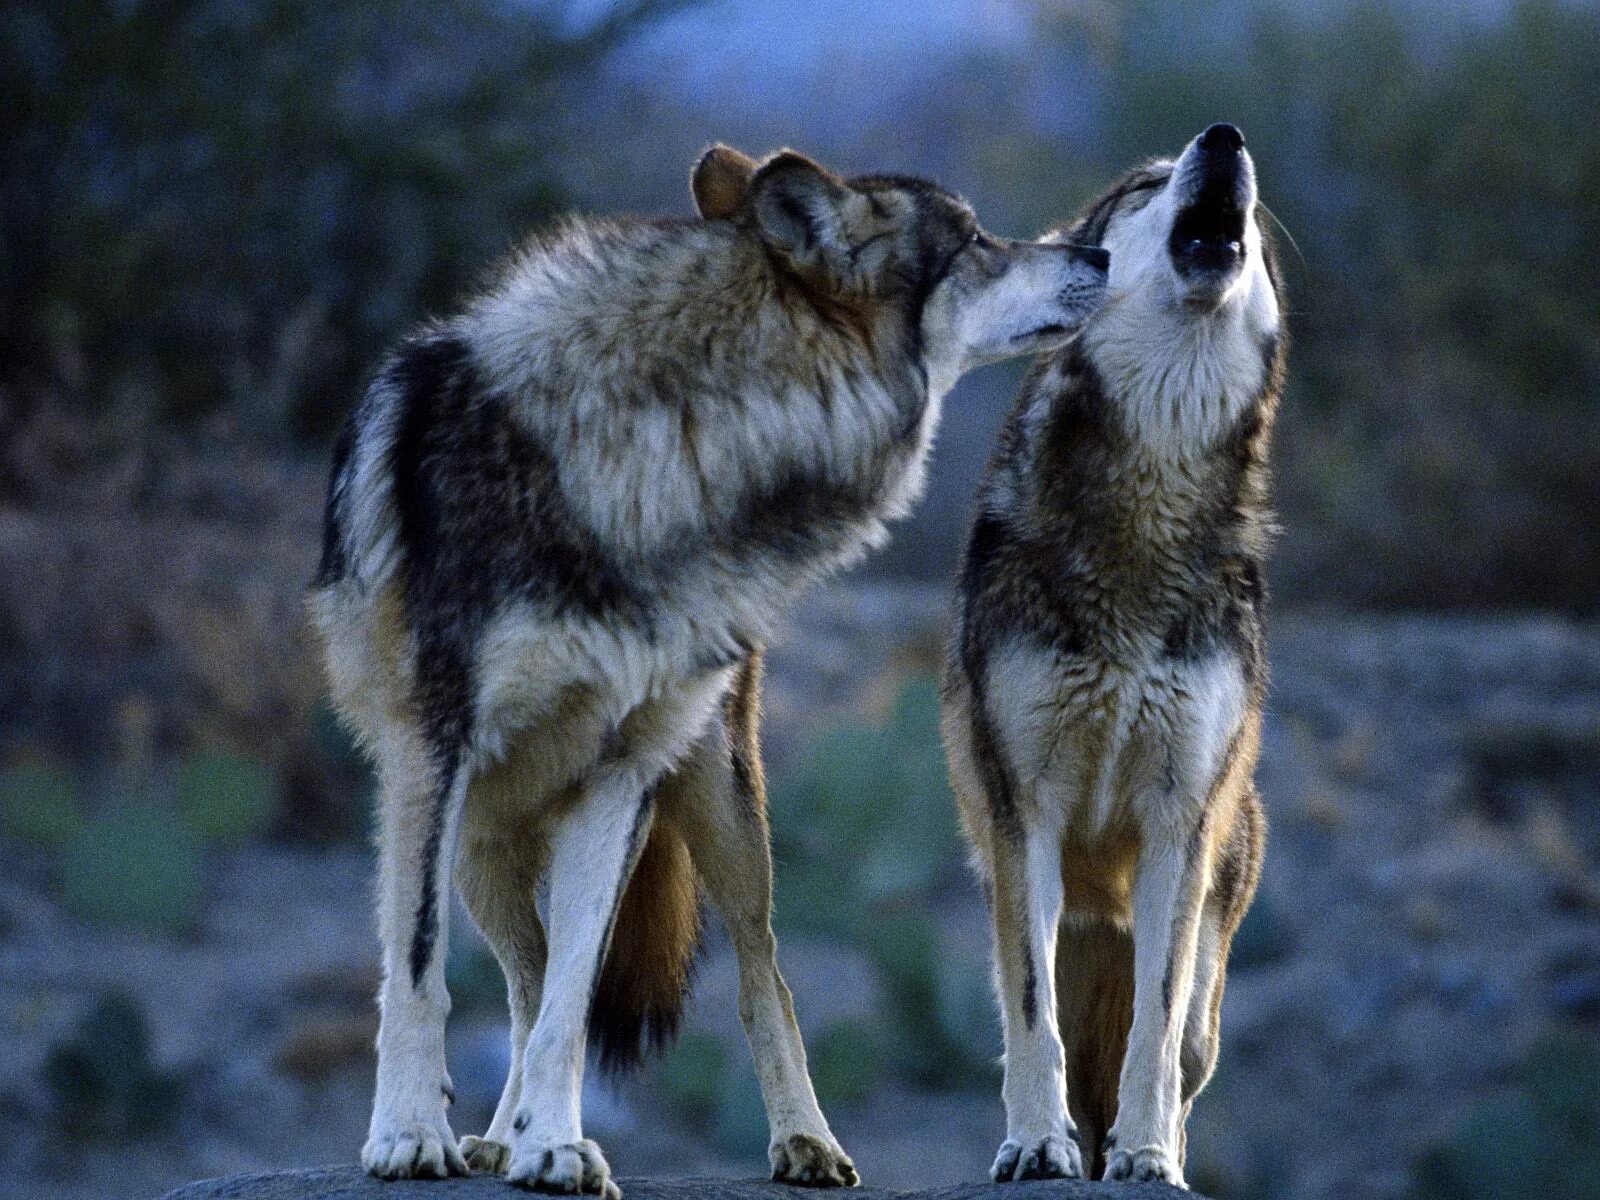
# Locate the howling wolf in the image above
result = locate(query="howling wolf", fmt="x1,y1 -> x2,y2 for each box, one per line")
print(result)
311,143 -> 1109,1195
944,123 -> 1285,1187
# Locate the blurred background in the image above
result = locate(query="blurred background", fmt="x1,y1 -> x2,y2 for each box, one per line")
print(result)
1,1 -> 1597,1197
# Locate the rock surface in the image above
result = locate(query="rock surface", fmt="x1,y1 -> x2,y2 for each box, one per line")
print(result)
159,1166 -> 1195,1200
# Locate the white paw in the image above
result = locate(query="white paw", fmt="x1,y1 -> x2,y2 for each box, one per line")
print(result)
1104,1140 -> 1184,1186
362,1114 -> 467,1179
506,1136 -> 620,1198
461,1134 -> 510,1174
769,1132 -> 859,1187
991,1133 -> 1083,1182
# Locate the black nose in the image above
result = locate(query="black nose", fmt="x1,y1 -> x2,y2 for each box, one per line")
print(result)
1198,122 -> 1244,153
1068,244 -> 1110,272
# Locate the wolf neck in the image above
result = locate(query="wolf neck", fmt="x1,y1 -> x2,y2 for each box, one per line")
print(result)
1081,290 -> 1270,459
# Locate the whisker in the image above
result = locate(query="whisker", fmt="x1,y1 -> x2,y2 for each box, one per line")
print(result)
1259,201 -> 1306,271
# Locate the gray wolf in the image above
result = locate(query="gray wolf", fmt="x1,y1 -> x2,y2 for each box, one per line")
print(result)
942,122 -> 1285,1187
310,143 -> 1109,1195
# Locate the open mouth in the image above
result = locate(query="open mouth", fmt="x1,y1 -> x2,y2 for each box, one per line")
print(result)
1169,200 -> 1246,275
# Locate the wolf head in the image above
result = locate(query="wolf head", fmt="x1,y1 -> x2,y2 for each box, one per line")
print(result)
1064,123 -> 1279,321
692,144 -> 1108,391
1051,125 -> 1284,452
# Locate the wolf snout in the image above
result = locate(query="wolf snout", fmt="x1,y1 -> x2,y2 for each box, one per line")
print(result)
1198,122 -> 1245,153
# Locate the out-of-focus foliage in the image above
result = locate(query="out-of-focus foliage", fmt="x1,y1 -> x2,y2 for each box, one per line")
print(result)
1409,1029 -> 1600,1200
175,750 -> 276,844
1025,0 -> 1600,610
446,936 -> 508,1014
657,1028 -> 728,1122
0,761 -> 83,847
808,1018 -> 882,1107
60,801 -> 204,933
766,674 -> 996,1091
863,909 -> 998,1090
42,992 -> 184,1137
771,675 -> 961,939
0,0 -> 690,461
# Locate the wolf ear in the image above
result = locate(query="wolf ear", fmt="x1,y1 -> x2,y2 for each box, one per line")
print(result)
747,150 -> 869,277
691,143 -> 758,219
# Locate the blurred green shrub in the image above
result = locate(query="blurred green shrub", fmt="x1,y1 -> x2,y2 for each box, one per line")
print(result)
0,0 -> 693,451
176,750 -> 276,844
712,1061 -> 771,1159
809,1018 -> 882,1108
60,803 -> 203,934
42,992 -> 182,1136
1410,1029 -> 1600,1200
864,910 -> 996,1091
0,762 -> 83,847
657,1029 -> 728,1122
771,674 -> 961,939
769,674 -> 995,1093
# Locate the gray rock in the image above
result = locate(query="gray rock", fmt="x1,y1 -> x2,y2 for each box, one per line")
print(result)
159,1167 -> 1197,1200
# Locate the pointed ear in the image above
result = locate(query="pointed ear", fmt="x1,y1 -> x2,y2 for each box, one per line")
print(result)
747,150 -> 863,272
691,143 -> 758,219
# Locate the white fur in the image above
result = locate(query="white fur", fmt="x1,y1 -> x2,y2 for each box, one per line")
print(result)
1068,140 -> 1280,459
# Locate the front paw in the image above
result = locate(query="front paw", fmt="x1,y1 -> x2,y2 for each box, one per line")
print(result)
362,1114 -> 467,1180
1104,1141 -> 1184,1186
770,1132 -> 858,1187
506,1136 -> 620,1199
460,1134 -> 510,1174
991,1133 -> 1083,1182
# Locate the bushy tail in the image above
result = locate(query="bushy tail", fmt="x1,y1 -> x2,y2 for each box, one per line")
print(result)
589,820 -> 700,1073
1057,921 -> 1135,1179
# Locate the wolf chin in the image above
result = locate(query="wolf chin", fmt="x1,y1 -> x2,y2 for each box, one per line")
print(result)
310,143 -> 1108,1195
943,123 -> 1285,1187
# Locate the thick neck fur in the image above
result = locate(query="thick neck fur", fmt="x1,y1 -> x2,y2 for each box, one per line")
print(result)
1081,288 -> 1275,459
968,322 -> 1281,668
460,217 -> 933,572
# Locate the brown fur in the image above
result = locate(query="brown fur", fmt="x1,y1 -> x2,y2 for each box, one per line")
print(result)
692,144 -> 759,220
587,649 -> 766,1071
944,129 -> 1283,1185
589,820 -> 700,1072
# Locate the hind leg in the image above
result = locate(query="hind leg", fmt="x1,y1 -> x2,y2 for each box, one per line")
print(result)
663,689 -> 855,1186
1175,904 -> 1226,1170
502,769 -> 655,1198
455,811 -> 549,1175
986,806 -> 1084,1182
1177,790 -> 1265,1167
363,735 -> 471,1180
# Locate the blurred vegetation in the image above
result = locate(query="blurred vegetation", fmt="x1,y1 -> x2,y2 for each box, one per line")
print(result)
176,750 -> 276,844
0,0 -> 691,461
3,748 -> 291,933
0,761 -> 84,847
769,675 -> 998,1090
61,800 -> 206,933
42,992 -> 183,1136
1409,1029 -> 1600,1200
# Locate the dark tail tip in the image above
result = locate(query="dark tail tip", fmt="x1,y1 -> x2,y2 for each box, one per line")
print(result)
588,823 -> 701,1075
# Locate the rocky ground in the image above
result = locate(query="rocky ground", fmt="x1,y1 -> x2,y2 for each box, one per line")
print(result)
2,583 -> 1598,1200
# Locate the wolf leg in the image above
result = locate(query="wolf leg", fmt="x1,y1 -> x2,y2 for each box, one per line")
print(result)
503,771 -> 654,1199
1103,822 -> 1211,1187
1177,787 -> 1264,1168
665,720 -> 856,1187
363,738 -> 471,1180
455,819 -> 548,1175
987,807 -> 1083,1182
